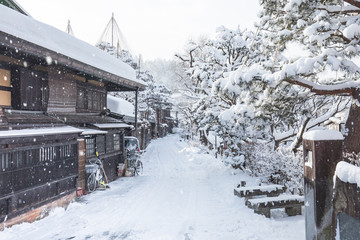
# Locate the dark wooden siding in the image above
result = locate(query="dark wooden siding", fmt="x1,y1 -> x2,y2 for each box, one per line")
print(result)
0,134 -> 78,220
47,67 -> 77,113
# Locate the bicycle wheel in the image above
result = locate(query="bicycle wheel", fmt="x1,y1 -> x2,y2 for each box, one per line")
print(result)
136,160 -> 143,175
87,173 -> 97,192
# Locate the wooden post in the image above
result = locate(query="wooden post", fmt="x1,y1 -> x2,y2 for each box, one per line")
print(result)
135,87 -> 138,135
302,130 -> 343,240
77,138 -> 86,192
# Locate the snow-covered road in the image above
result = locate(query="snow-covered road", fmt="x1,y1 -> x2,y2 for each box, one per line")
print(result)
1,134 -> 305,240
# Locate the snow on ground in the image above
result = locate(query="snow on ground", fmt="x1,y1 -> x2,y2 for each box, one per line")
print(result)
0,134 -> 304,240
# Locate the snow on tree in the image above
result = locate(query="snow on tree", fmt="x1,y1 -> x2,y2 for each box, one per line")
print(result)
190,0 -> 359,189
175,27 -> 261,161
173,1 -> 359,192
95,40 -> 173,125
254,0 -> 360,153
213,0 -> 355,152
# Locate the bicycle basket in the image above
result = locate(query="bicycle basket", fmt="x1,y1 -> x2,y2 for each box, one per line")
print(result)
85,164 -> 99,174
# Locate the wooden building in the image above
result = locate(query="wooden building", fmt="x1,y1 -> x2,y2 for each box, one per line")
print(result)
0,2 -> 145,228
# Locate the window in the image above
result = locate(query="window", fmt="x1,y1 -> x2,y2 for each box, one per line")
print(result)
105,134 -> 121,153
114,134 -> 120,151
86,138 -> 96,157
96,135 -> 105,154
76,83 -> 106,112
0,68 -> 11,106
86,135 -> 107,157
106,133 -> 114,152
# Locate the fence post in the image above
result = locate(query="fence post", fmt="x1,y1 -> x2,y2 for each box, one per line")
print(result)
302,130 -> 343,240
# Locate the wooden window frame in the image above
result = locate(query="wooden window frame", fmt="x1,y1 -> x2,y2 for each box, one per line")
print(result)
96,135 -> 105,154
0,65 -> 11,107
76,82 -> 106,113
86,137 -> 96,157
106,133 -> 114,153
114,133 -> 121,151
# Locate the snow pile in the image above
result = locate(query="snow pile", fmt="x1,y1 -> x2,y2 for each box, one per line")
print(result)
335,161 -> 360,187
0,5 -> 141,84
107,94 -> 135,116
303,130 -> 344,141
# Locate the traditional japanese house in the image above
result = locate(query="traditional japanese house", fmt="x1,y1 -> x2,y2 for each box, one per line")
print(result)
0,3 -> 145,228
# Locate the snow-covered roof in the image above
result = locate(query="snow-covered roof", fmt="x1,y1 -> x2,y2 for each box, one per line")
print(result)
80,128 -> 108,136
303,130 -> 344,141
0,126 -> 82,138
0,4 -> 145,89
93,123 -> 133,129
107,95 -> 135,117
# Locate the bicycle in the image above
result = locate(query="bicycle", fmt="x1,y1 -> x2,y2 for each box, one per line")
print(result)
125,137 -> 143,176
87,152 -> 109,192
132,158 -> 144,176
126,151 -> 143,176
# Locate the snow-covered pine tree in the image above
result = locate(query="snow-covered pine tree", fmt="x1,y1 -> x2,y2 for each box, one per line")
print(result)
217,0 -> 352,151
176,27 -> 258,161
258,0 -> 360,153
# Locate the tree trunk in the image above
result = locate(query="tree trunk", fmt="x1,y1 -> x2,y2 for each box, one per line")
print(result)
344,89 -> 360,154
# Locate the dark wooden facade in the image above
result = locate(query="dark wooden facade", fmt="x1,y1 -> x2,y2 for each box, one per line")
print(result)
0,2 -> 145,227
0,131 -> 79,222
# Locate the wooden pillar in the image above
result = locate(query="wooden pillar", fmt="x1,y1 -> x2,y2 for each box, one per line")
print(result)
77,138 -> 86,193
302,130 -> 343,240
135,87 -> 138,135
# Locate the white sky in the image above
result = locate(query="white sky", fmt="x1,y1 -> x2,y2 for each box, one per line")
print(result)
16,0 -> 260,61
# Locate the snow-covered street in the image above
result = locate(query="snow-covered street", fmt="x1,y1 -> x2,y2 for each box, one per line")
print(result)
1,134 -> 305,240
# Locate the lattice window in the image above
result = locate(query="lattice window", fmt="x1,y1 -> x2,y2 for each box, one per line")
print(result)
86,137 -> 96,157
114,133 -> 120,151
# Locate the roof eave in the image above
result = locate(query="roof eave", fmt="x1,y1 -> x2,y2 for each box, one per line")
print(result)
0,31 -> 146,91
